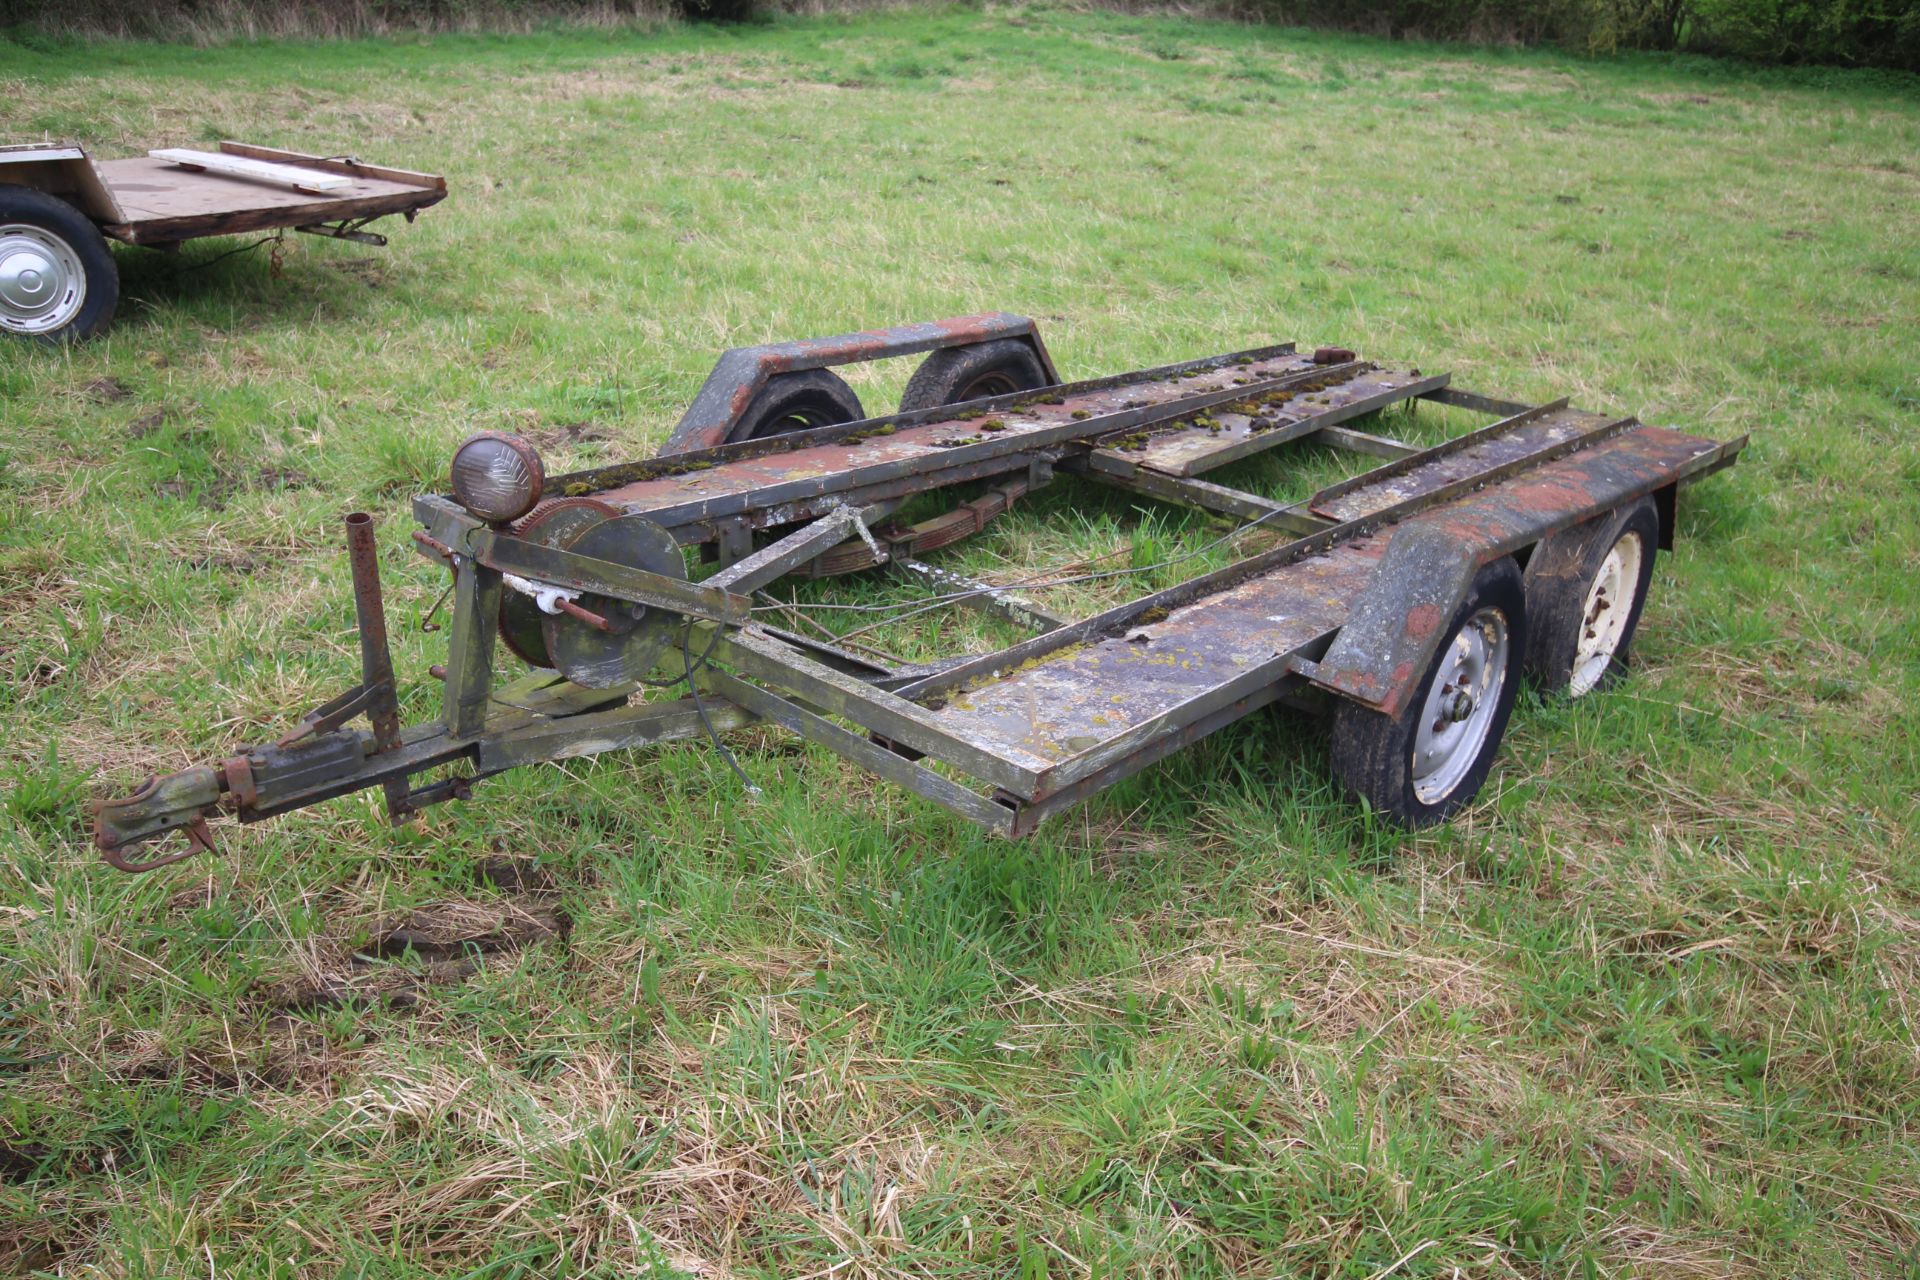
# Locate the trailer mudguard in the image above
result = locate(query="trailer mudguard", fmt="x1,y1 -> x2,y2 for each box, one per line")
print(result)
1290,523 -> 1488,719
0,143 -> 124,223
659,313 -> 1061,455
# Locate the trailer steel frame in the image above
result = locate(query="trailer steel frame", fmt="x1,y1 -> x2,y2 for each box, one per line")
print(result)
92,316 -> 1745,869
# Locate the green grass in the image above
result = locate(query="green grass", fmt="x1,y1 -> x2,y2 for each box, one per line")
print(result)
3,8 -> 1918,1276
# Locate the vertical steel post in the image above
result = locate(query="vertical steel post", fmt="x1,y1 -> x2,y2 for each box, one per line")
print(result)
440,558 -> 503,741
344,512 -> 411,820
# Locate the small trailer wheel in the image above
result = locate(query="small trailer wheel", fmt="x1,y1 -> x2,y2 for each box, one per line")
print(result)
730,369 -> 866,443
898,338 -> 1050,412
1522,497 -> 1659,697
1330,556 -> 1527,828
0,184 -> 118,342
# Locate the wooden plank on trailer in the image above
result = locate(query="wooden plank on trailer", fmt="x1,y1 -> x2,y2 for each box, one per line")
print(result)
149,148 -> 354,193
216,141 -> 445,192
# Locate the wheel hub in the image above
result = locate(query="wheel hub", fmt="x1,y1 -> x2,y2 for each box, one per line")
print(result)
0,224 -> 85,334
1412,607 -> 1511,805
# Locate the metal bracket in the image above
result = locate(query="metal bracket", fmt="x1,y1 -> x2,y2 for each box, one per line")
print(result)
294,217 -> 389,246
276,683 -> 378,748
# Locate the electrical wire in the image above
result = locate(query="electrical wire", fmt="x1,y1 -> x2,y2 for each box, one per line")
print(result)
175,234 -> 279,273
682,625 -> 759,795
752,503 -> 1303,639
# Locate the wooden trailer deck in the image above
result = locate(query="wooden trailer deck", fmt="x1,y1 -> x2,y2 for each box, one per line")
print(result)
91,142 -> 446,246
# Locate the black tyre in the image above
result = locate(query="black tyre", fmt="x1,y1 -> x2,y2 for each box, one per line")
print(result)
898,339 -> 1050,413
729,369 -> 866,443
1330,557 -> 1527,828
1522,497 -> 1659,698
0,184 -> 117,342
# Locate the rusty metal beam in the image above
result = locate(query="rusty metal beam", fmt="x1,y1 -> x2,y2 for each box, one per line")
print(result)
706,505 -> 887,594
1314,425 -> 1421,460
468,528 -> 751,627
1072,452 -> 1330,535
701,668 -> 1017,835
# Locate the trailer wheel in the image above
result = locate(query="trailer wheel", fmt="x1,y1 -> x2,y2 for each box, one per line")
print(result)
898,339 -> 1050,413
0,185 -> 117,342
730,369 -> 866,443
1330,557 -> 1526,828
1522,497 -> 1658,698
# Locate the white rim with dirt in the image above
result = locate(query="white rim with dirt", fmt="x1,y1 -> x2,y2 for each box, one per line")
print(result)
1412,605 -> 1511,804
1570,530 -> 1644,696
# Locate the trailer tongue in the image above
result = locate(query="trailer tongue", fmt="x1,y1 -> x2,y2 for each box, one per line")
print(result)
92,316 -> 1743,869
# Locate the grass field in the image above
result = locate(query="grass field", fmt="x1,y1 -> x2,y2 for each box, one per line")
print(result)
2,8 -> 1918,1276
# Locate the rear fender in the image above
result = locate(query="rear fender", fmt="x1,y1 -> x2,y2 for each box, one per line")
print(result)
0,143 -> 123,223
658,313 -> 1059,455
1290,524 -> 1488,719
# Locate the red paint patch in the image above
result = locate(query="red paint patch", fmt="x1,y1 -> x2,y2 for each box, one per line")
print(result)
1404,603 -> 1443,639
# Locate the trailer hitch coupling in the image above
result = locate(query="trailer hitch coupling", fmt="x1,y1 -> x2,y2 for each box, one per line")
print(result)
92,765 -> 224,871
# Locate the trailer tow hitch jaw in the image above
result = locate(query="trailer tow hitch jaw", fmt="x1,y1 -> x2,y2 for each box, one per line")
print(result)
92,764 -> 228,872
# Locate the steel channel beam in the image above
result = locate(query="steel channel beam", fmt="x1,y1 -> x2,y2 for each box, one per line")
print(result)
469,529 -> 751,626
717,627 -> 1046,796
1073,454 -> 1331,535
701,669 -> 1017,835
706,506 -> 884,594
1421,386 -> 1536,417
1315,426 -> 1421,460
440,560 -> 503,739
1308,397 -> 1572,515
477,696 -> 755,772
1147,372 -> 1452,477
244,722 -> 467,822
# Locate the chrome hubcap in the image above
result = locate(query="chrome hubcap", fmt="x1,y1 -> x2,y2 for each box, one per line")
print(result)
1412,606 -> 1510,804
0,224 -> 86,334
1570,532 -> 1643,696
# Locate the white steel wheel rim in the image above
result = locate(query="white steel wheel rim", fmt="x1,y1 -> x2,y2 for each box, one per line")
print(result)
0,223 -> 86,335
1412,606 -> 1510,805
1569,531 -> 1643,697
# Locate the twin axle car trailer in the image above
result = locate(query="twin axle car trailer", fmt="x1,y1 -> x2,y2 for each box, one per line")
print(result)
92,314 -> 1745,871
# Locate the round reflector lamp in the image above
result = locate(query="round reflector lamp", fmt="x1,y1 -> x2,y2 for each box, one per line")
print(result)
449,432 -> 544,523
